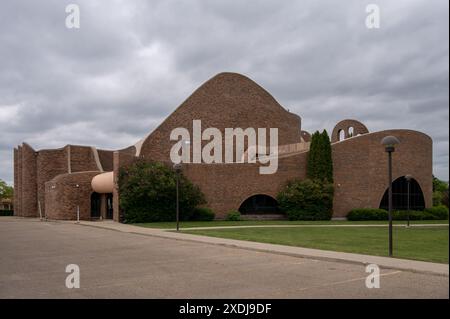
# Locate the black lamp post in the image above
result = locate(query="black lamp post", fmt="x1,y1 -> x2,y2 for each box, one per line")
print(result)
405,175 -> 413,228
381,135 -> 400,257
173,163 -> 182,232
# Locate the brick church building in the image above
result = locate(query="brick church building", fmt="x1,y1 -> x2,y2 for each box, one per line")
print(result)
13,72 -> 432,221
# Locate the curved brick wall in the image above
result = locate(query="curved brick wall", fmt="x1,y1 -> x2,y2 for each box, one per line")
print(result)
45,171 -> 101,220
36,147 -> 69,216
331,129 -> 432,217
69,145 -> 100,172
21,143 -> 38,217
16,146 -> 22,216
140,72 -> 302,162
13,148 -> 19,215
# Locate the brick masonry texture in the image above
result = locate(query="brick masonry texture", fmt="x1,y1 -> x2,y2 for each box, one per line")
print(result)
13,72 -> 433,220
331,119 -> 369,143
45,171 -> 100,220
139,72 -> 302,162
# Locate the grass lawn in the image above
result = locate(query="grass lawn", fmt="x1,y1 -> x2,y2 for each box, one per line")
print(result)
182,226 -> 449,264
133,219 -> 448,229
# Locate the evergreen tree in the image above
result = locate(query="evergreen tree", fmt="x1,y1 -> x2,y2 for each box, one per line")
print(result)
306,130 -> 333,183
306,131 -> 320,180
321,130 -> 333,183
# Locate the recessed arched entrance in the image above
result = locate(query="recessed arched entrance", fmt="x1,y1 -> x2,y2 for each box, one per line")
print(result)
379,176 -> 425,211
91,192 -> 101,219
91,192 -> 113,220
239,194 -> 280,214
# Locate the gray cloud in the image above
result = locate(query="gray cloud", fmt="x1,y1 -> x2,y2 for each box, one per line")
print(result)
0,0 -> 448,184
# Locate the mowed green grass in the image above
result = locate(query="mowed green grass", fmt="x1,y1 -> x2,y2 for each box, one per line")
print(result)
133,219 -> 448,229
182,226 -> 449,263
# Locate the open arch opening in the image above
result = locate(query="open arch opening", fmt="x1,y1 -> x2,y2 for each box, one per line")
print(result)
338,129 -> 345,141
239,194 -> 280,214
379,176 -> 425,211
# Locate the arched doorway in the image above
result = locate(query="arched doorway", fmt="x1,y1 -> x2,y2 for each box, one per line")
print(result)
379,176 -> 425,211
91,192 -> 101,219
239,194 -> 280,214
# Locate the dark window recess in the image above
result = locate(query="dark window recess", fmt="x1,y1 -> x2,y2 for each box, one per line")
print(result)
239,195 -> 279,214
379,176 -> 425,211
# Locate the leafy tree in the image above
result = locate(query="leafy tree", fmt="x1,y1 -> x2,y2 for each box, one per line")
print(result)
0,179 -> 13,200
118,160 -> 206,223
433,175 -> 449,207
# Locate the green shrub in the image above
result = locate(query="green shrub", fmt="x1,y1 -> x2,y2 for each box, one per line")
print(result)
119,160 -> 206,223
226,210 -> 241,221
191,207 -> 215,221
277,179 -> 334,220
425,205 -> 449,220
0,210 -> 14,216
347,206 -> 449,221
347,208 -> 388,221
392,210 -> 434,220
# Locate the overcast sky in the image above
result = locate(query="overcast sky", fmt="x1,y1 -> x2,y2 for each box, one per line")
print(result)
0,0 -> 448,184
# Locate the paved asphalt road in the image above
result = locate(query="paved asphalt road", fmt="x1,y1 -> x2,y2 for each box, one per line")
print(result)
0,218 -> 448,298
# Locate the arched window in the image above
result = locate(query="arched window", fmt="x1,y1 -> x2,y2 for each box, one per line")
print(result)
348,126 -> 354,137
239,194 -> 280,214
379,176 -> 425,211
338,129 -> 345,141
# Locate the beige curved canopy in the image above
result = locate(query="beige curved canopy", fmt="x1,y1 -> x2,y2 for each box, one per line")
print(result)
91,171 -> 113,193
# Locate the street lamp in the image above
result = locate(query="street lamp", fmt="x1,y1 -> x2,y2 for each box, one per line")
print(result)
173,163 -> 182,232
405,175 -> 413,228
381,135 -> 400,257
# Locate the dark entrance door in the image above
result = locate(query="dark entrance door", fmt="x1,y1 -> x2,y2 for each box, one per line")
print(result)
91,192 -> 101,219
106,193 -> 113,219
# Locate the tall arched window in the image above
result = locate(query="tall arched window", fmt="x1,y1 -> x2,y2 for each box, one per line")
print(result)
379,176 -> 425,211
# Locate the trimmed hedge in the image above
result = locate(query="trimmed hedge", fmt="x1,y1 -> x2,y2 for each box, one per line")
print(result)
226,210 -> 241,221
347,206 -> 449,221
191,207 -> 215,221
0,210 -> 14,216
347,208 -> 388,221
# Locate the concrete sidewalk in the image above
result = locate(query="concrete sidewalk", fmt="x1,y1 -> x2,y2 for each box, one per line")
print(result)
78,220 -> 449,277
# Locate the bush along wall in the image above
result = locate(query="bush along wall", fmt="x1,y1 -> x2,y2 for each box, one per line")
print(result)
347,206 -> 449,221
277,179 -> 334,220
118,160 -> 208,223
